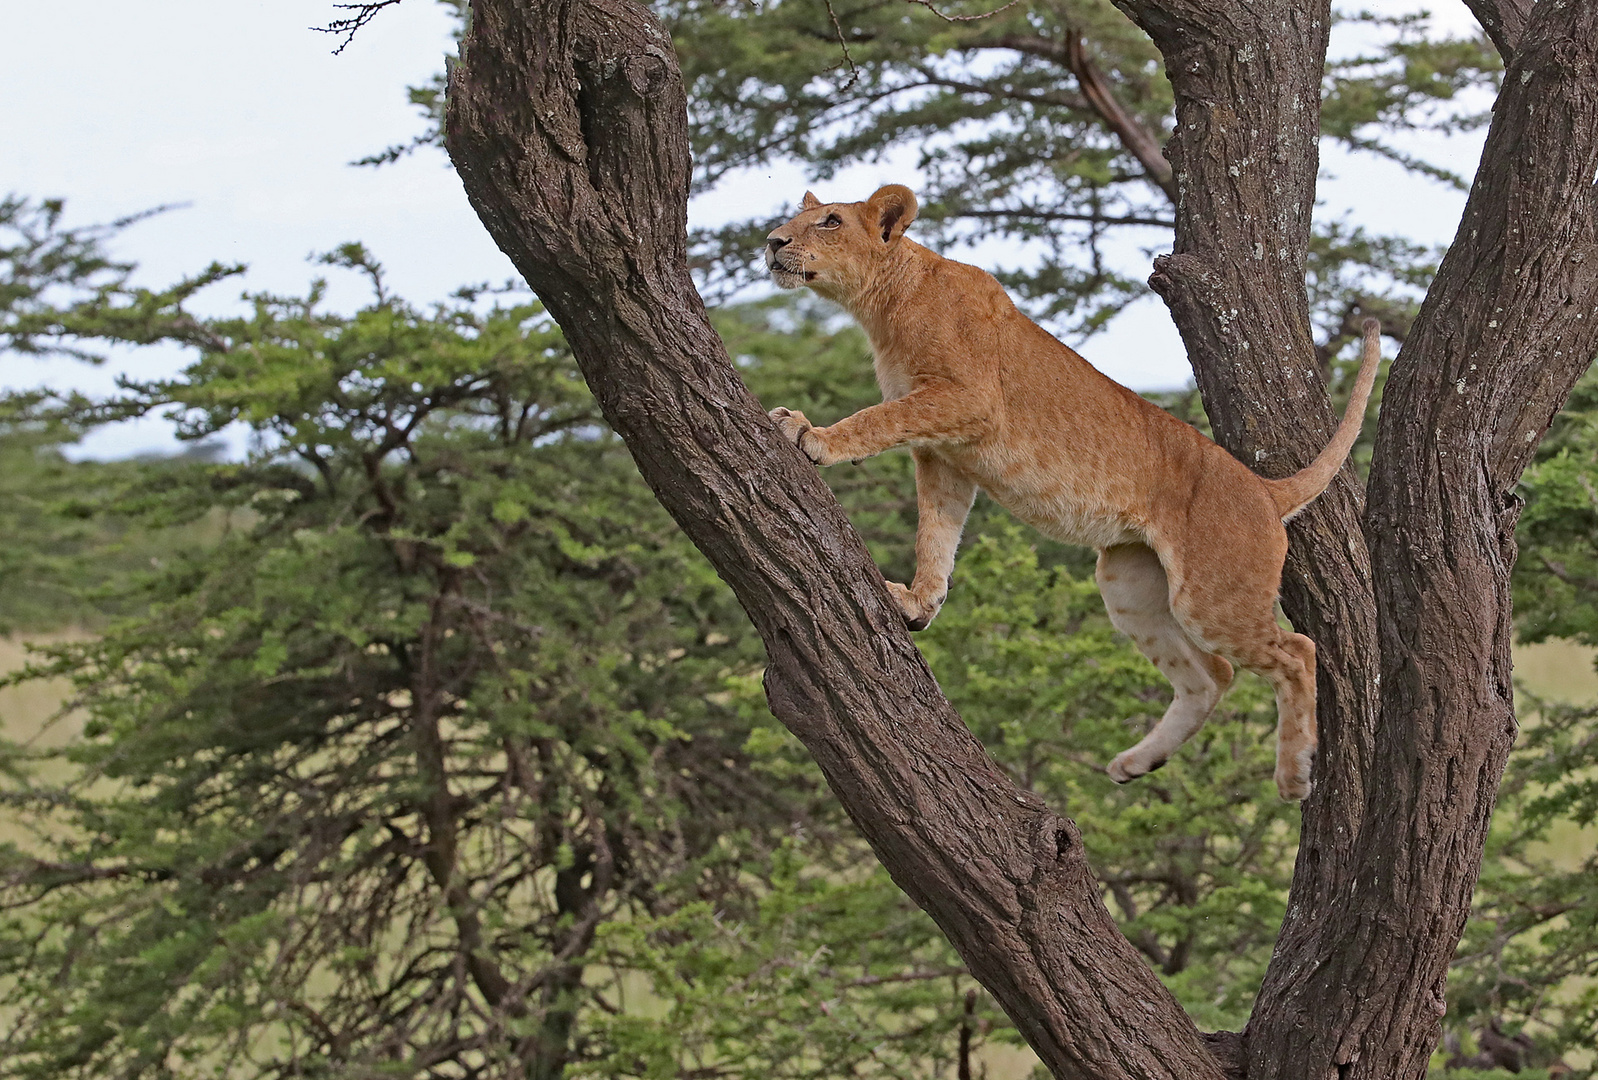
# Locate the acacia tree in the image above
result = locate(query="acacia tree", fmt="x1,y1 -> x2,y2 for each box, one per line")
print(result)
438,2 -> 1598,1078
0,217 -> 1312,1075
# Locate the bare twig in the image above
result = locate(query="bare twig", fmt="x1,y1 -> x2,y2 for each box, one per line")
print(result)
313,1 -> 405,55
825,0 -> 1025,85
906,0 -> 1024,23
823,0 -> 861,89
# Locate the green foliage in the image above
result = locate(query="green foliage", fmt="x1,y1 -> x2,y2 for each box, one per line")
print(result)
1448,689 -> 1598,1072
0,198 -> 230,633
0,399 -> 143,633
579,846 -> 1004,1078
2,194 -> 137,361
1514,367 -> 1598,647
2,194 -> 242,363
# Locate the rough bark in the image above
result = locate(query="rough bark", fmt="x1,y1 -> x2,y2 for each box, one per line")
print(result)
444,2 -> 1226,1077
441,0 -> 1598,1077
1463,0 -> 1531,61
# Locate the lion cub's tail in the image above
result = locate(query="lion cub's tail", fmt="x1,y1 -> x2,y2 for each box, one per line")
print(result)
1265,319 -> 1383,522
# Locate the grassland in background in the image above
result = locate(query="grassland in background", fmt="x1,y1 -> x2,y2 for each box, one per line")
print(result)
10,635 -> 1591,859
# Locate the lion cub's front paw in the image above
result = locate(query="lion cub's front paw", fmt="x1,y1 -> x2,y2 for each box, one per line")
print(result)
768,406 -> 827,464
885,581 -> 940,632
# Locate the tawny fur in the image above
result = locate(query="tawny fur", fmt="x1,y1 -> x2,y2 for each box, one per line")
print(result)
764,184 -> 1381,801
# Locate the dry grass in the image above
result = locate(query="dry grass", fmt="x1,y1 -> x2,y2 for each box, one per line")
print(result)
0,634 -> 82,749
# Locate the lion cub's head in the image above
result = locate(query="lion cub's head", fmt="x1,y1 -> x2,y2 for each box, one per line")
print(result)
764,184 -> 919,301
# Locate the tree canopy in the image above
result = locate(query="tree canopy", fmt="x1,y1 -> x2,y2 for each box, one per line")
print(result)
437,0 -> 1598,1076
0,0 -> 1595,1077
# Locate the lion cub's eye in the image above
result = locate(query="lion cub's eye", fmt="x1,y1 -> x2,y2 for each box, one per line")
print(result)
819,213 -> 842,229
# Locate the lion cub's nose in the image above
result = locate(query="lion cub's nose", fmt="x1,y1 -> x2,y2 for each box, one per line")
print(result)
766,235 -> 791,256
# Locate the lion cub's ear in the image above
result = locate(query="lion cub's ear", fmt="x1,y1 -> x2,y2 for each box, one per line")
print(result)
866,184 -> 918,244
800,190 -> 822,210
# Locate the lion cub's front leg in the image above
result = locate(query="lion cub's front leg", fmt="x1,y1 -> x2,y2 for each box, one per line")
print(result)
769,409 -> 979,632
887,451 -> 978,630
769,382 -> 993,471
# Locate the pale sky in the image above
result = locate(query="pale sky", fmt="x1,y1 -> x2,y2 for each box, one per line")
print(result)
0,0 -> 1486,458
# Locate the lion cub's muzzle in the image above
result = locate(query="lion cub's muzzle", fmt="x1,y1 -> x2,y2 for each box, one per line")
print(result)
765,236 -> 814,289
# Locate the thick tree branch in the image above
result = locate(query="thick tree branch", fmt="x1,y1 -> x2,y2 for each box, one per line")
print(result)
1462,0 -> 1531,62
1250,2 -> 1598,1075
442,1 -> 1228,1076
1113,0 -> 1381,944
980,32 -> 1176,201
1065,33 -> 1176,202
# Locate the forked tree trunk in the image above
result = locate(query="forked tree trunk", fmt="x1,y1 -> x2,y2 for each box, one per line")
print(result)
441,1 -> 1598,1077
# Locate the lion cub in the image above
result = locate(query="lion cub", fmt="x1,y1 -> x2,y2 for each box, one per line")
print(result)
764,184 -> 1379,801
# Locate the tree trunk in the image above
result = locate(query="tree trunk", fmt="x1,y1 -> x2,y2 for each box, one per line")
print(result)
1112,0 -> 1598,1076
1248,6 -> 1598,1075
441,0 -> 1598,1077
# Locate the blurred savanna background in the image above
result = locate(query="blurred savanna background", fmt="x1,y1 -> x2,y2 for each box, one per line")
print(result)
2,1 -> 1597,1078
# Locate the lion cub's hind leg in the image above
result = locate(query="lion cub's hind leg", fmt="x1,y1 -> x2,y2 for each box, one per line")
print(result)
1097,544 -> 1234,784
1162,543 -> 1318,801
1219,628 -> 1317,801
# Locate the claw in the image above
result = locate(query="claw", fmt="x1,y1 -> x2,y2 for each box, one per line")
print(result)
768,406 -> 822,461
